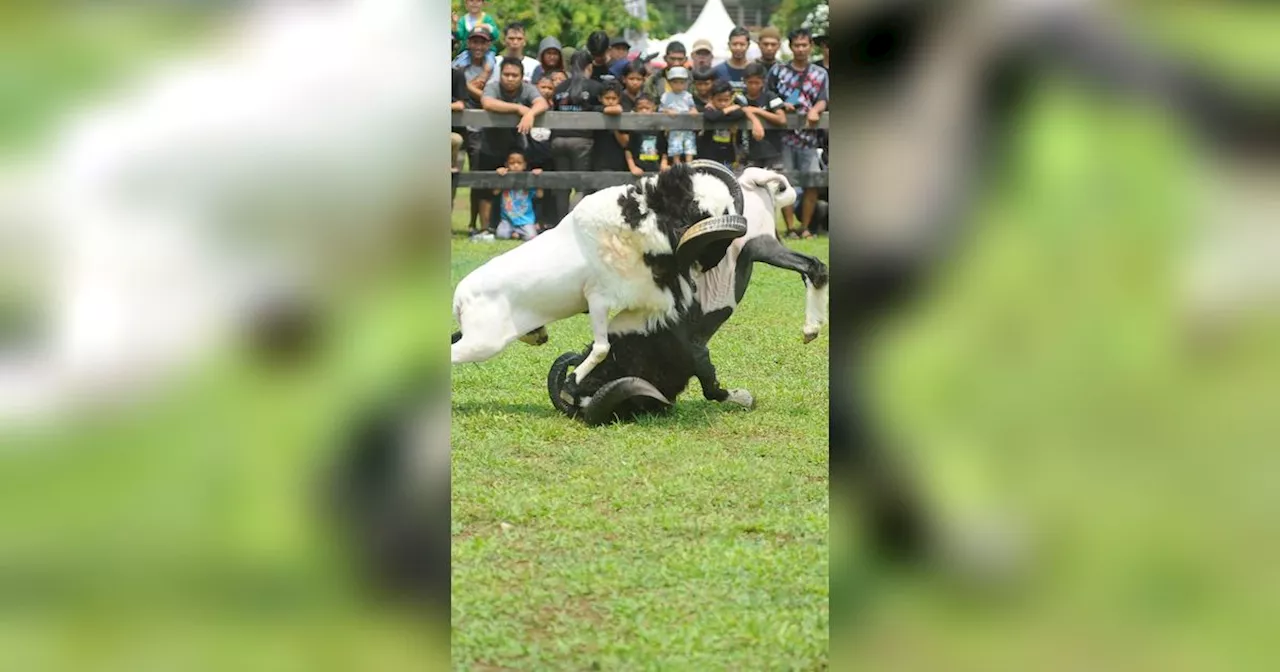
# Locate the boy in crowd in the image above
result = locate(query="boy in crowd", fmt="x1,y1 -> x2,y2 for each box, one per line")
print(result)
691,66 -> 717,109
625,95 -> 668,175
592,82 -> 631,174
698,81 -> 745,169
454,0 -> 500,55
493,150 -> 542,241
527,76 -> 556,224
644,41 -> 688,99
740,62 -> 787,171
659,66 -> 697,164
485,22 -> 540,85
712,26 -> 752,99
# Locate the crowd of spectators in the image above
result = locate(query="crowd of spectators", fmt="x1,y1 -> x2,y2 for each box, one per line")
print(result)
451,2 -> 829,242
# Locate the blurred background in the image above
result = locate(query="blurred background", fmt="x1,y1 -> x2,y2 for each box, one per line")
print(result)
1,1 -> 450,668
829,1 -> 1280,669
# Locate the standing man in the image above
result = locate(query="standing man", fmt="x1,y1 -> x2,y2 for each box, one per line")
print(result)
755,26 -> 783,71
476,57 -> 549,239
487,22 -> 541,85
771,28 -> 828,239
712,27 -> 753,99
690,38 -> 715,72
459,25 -> 497,233
644,41 -> 687,99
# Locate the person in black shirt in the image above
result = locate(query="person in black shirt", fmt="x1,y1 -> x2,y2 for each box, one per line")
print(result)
691,66 -> 717,109
451,67 -> 469,220
740,62 -> 787,171
591,82 -> 630,174
527,75 -> 557,225
619,60 -> 648,111
625,95 -> 668,175
549,50 -> 602,223
698,81 -> 745,169
586,30 -> 616,85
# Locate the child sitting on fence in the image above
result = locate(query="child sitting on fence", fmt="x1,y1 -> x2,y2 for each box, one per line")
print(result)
493,150 -> 542,240
659,66 -> 697,164
625,95 -> 669,176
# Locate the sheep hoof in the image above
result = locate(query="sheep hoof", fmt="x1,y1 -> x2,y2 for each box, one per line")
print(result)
803,329 -> 820,344
725,389 -> 754,409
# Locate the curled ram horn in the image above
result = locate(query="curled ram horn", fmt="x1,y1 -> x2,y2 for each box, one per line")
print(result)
677,161 -> 749,270
676,213 -> 750,270
687,159 -> 745,215
547,351 -> 584,417
581,377 -> 673,426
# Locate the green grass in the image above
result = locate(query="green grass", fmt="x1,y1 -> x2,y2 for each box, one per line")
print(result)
449,224 -> 831,669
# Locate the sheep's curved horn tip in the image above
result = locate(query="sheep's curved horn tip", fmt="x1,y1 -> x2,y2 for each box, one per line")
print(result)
548,351 -> 585,416
687,160 -> 745,215
582,377 -> 671,426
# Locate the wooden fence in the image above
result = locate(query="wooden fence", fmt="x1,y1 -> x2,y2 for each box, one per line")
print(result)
451,110 -> 829,191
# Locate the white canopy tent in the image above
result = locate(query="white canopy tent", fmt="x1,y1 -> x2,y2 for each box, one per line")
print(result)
642,0 -> 790,65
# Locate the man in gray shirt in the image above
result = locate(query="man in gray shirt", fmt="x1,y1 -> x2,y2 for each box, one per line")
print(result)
476,57 -> 549,237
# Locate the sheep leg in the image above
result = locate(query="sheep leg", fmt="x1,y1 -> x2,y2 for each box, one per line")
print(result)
451,332 -> 509,364
570,298 -> 613,385
687,330 -> 753,409
737,237 -> 830,342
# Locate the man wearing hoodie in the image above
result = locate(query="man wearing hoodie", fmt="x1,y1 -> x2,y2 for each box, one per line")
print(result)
486,22 -> 541,85
530,36 -> 564,83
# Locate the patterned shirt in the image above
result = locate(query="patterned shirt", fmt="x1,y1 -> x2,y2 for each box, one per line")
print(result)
501,189 -> 536,228
770,63 -> 829,149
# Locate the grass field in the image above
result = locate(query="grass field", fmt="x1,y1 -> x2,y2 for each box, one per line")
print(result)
449,201 -> 831,669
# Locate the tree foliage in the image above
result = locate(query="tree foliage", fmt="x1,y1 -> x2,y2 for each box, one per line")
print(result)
767,0 -> 823,33
453,0 -> 645,50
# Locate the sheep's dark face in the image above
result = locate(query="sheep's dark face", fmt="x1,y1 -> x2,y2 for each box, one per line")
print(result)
618,162 -> 748,276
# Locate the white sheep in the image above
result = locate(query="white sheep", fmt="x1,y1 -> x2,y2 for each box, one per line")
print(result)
450,161 -> 747,387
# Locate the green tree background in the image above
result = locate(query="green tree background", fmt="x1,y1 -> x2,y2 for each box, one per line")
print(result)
452,0 -> 644,51
767,0 -> 823,33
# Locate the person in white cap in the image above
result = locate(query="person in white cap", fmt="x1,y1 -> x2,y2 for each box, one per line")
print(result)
659,66 -> 698,164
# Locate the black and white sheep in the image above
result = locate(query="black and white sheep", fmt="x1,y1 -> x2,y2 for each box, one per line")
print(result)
547,168 -> 831,425
451,161 -> 750,387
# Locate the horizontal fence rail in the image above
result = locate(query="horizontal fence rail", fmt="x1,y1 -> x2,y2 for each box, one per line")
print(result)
452,110 -> 830,131
453,170 -> 829,190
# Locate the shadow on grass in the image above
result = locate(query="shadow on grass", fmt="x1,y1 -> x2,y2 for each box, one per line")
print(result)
451,397 -> 749,429
451,401 -> 561,418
